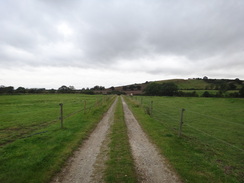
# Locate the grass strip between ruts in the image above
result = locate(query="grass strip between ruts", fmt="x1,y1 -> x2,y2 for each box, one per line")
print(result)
105,97 -> 138,183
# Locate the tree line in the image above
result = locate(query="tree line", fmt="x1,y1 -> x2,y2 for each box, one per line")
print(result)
0,85 -> 106,95
143,82 -> 244,98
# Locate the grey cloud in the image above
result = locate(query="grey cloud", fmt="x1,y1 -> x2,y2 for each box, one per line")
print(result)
0,0 -> 244,78
74,0 -> 244,64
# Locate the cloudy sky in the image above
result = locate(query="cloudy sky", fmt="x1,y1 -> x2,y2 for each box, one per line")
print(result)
0,0 -> 244,89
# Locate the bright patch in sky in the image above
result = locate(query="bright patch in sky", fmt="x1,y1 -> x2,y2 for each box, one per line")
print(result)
57,22 -> 74,37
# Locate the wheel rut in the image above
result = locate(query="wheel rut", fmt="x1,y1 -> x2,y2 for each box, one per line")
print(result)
122,97 -> 182,183
51,98 -> 118,183
51,96 -> 181,183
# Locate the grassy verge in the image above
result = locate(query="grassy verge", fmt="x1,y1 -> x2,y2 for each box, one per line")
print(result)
0,94 -> 115,183
105,97 -> 138,183
125,96 -> 244,183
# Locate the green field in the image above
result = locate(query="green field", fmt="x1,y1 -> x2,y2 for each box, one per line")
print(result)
180,89 -> 239,96
0,94 -> 115,183
126,96 -> 244,183
158,79 -> 210,89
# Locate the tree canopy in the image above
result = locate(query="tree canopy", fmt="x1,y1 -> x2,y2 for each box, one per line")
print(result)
144,82 -> 178,96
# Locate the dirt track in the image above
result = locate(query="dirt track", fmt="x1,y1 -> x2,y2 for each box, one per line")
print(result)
51,98 -> 118,183
51,97 -> 181,183
122,97 -> 181,183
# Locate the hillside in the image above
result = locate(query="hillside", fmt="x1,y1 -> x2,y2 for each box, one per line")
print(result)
103,78 -> 243,95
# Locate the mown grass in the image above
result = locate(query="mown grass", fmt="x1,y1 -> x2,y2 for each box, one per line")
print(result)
125,96 -> 244,183
105,97 -> 138,183
0,94 -> 115,183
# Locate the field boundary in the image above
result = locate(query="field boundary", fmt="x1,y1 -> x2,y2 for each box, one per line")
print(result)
0,95 -> 113,147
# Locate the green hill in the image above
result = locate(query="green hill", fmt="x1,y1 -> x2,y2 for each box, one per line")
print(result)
109,78 -> 243,95
156,79 -> 209,90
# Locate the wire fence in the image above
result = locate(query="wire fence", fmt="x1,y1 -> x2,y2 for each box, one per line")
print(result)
0,95 -> 114,146
129,96 -> 244,154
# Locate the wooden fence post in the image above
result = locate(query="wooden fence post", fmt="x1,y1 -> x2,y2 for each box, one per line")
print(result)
150,101 -> 153,116
84,100 -> 87,114
178,108 -> 185,137
59,103 -> 64,128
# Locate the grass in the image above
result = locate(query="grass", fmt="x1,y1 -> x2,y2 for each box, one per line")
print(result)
105,97 -> 138,183
180,90 -> 239,96
157,79 -> 242,90
0,94 -> 115,183
125,96 -> 244,183
157,79 -> 209,90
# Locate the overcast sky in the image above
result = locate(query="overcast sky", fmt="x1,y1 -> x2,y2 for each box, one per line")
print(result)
0,0 -> 244,89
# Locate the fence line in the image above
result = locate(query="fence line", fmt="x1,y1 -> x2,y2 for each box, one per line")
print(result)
187,109 -> 244,127
1,96 -> 114,146
153,108 -> 179,121
129,96 -> 243,153
185,123 -> 244,152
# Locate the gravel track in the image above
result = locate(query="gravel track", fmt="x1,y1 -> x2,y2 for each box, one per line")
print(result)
122,97 -> 182,183
51,98 -> 117,183
51,97 -> 181,183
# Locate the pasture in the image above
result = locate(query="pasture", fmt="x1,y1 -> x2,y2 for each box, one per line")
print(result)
0,94 -> 114,183
126,96 -> 244,183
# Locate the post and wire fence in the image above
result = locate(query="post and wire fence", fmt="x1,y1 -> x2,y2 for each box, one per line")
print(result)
1,95 -> 115,146
129,96 -> 244,154
58,96 -> 114,128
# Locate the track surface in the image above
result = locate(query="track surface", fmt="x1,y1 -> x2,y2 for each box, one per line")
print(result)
51,97 -> 181,183
122,97 -> 181,183
51,98 -> 117,183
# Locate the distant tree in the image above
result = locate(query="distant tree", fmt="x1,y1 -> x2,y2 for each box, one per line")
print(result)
99,86 -> 105,90
219,82 -> 228,93
58,85 -> 71,93
16,87 -> 26,93
91,85 -> 99,90
144,82 -> 178,96
235,78 -> 242,84
239,86 -> 244,97
203,76 -> 208,80
27,88 -> 46,94
144,82 -> 161,96
202,91 -> 212,97
228,83 -> 237,90
110,86 -> 115,91
91,86 -> 105,90
136,85 -> 142,90
159,83 -> 178,96
49,89 -> 56,93
129,85 -> 136,91
0,86 -> 14,94
209,84 -> 215,90
122,86 -> 128,91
